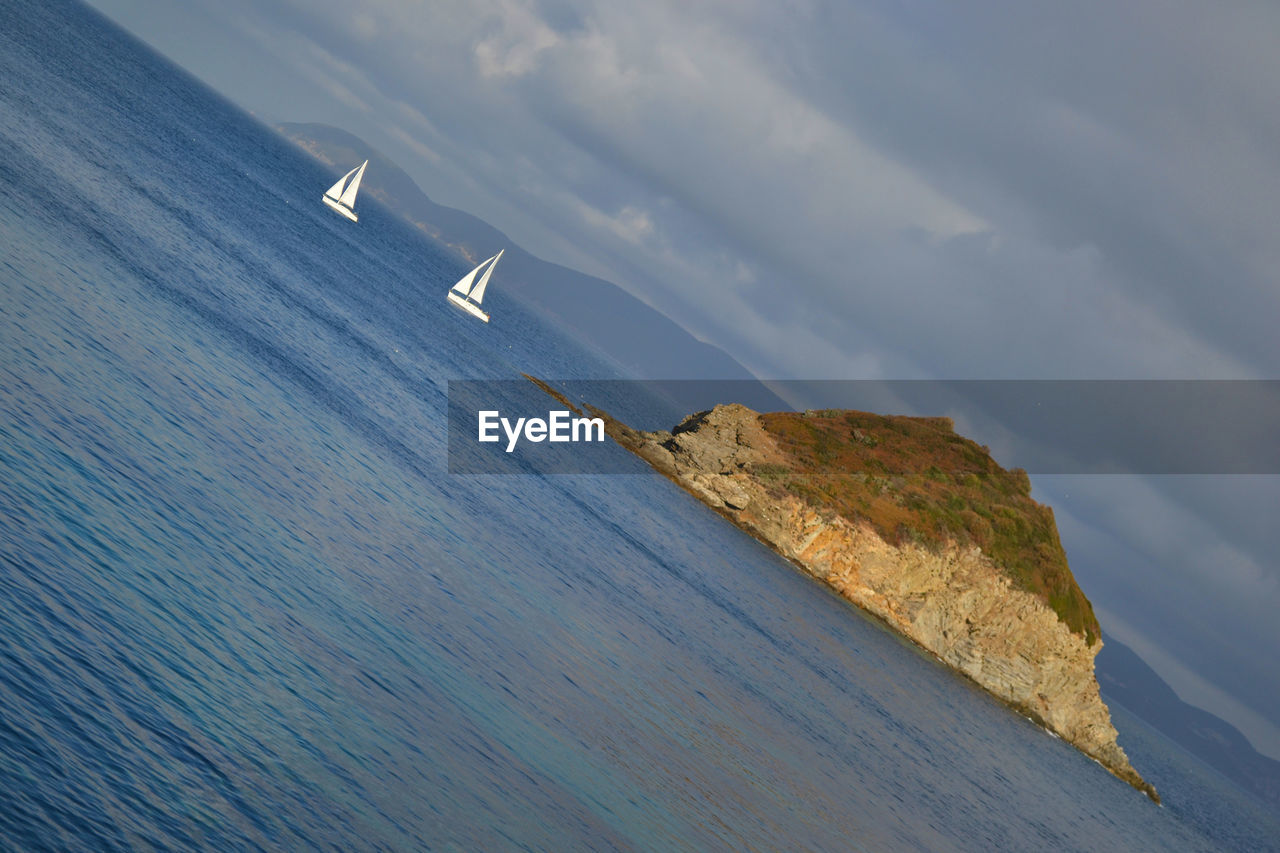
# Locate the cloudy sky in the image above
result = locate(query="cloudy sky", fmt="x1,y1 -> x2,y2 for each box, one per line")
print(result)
86,0 -> 1279,757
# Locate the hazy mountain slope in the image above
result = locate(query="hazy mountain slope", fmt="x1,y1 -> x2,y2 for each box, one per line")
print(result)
1097,636 -> 1280,808
279,121 -> 786,404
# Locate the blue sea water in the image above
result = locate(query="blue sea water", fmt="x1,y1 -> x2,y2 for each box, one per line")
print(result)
2,1 -> 1278,849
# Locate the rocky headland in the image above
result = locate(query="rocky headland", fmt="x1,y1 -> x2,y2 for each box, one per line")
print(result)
542,385 -> 1157,801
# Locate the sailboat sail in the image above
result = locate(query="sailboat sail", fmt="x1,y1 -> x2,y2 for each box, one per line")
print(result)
468,249 -> 503,305
451,256 -> 491,295
338,160 -> 366,208
322,160 -> 368,222
324,166 -> 357,202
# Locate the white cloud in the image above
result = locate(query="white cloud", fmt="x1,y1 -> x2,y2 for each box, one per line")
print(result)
534,11 -> 985,243
575,202 -> 655,245
349,12 -> 377,43
473,0 -> 561,78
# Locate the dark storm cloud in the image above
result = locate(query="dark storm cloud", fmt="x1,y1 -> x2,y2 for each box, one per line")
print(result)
776,1 -> 1280,374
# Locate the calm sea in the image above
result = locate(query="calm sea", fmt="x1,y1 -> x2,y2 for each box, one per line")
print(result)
2,1 -> 1277,849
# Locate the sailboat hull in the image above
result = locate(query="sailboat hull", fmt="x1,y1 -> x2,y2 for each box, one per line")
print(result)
322,194 -> 358,222
447,290 -> 490,322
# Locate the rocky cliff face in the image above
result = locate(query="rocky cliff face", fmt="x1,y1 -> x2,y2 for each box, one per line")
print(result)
597,401 -> 1157,801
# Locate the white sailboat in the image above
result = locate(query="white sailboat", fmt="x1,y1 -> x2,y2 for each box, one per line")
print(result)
321,160 -> 368,222
447,249 -> 503,323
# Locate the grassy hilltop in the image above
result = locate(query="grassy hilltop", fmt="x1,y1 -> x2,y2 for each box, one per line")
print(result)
753,409 -> 1101,645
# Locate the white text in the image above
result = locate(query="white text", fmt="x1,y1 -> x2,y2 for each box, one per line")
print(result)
478,410 -> 605,452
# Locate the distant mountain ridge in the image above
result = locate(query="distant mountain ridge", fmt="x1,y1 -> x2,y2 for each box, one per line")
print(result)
277,122 -> 787,411
1096,636 -> 1280,809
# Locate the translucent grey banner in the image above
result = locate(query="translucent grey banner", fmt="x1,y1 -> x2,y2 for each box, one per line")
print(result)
447,379 -> 1280,475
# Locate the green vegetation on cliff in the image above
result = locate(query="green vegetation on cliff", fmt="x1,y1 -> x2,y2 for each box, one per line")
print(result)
756,409 -> 1101,645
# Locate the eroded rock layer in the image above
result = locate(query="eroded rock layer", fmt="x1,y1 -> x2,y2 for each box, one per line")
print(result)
594,401 -> 1156,801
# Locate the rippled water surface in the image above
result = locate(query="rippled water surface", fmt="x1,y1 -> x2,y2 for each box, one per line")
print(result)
2,1 -> 1278,849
